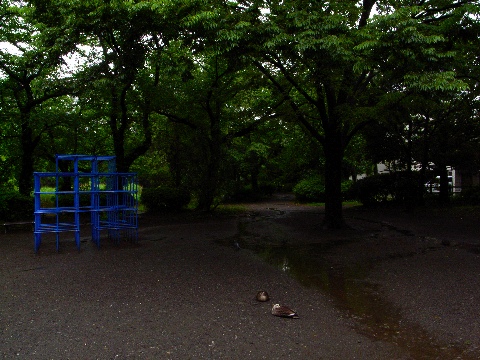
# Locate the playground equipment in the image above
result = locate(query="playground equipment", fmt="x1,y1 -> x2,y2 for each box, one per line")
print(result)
33,155 -> 138,253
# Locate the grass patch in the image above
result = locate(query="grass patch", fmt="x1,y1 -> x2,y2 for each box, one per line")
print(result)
215,204 -> 248,215
302,200 -> 362,208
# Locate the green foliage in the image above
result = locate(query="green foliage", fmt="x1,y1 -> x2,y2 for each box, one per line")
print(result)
350,172 -> 423,206
293,176 -> 354,203
350,174 -> 391,206
141,186 -> 191,212
403,71 -> 469,92
341,180 -> 355,200
1,0 -> 479,223
293,175 -> 326,203
131,154 -> 172,189
0,189 -> 33,221
55,193 -> 110,209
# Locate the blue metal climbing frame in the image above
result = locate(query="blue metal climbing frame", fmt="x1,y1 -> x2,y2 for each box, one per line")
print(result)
33,155 -> 138,253
90,172 -> 138,247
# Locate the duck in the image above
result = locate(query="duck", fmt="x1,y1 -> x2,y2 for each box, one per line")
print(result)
271,303 -> 299,318
256,291 -> 270,302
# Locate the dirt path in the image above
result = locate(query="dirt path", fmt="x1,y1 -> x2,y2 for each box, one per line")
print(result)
0,195 -> 479,359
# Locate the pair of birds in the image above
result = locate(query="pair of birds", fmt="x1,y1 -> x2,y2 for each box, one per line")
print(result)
256,291 -> 299,319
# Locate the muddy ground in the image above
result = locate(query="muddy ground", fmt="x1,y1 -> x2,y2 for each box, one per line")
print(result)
0,194 -> 479,359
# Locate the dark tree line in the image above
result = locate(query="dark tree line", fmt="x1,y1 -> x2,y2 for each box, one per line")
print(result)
1,0 -> 479,227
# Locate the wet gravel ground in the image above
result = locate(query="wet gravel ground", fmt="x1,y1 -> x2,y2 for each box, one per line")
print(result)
345,206 -> 480,358
0,196 -> 479,359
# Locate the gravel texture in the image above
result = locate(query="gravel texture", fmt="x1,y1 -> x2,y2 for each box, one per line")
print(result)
0,195 -> 479,359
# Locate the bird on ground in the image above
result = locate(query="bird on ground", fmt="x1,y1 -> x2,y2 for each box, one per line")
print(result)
234,240 -> 241,251
256,291 -> 270,302
271,304 -> 299,318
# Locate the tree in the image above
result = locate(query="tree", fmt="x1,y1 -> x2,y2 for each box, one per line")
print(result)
0,0 -> 78,195
214,0 -> 477,228
362,1 -> 480,204
153,47 -> 280,209
29,0 -> 207,173
230,0 -> 385,227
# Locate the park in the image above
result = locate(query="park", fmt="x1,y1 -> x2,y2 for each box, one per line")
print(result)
1,1 -> 480,358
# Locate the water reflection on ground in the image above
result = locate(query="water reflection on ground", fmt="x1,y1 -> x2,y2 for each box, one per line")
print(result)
215,208 -> 474,359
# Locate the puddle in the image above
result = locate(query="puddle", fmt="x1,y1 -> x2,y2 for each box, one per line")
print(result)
217,213 -> 475,359
252,243 -> 473,359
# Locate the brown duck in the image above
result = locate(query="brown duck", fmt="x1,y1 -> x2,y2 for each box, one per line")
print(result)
271,304 -> 299,318
256,291 -> 270,302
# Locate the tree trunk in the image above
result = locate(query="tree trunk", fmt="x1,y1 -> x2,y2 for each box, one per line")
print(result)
323,132 -> 345,229
197,167 -> 217,211
197,88 -> 223,211
18,120 -> 35,196
197,136 -> 221,211
249,152 -> 260,193
438,166 -> 450,205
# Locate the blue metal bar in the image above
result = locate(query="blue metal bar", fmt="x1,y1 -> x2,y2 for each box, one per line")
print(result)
34,155 -> 137,252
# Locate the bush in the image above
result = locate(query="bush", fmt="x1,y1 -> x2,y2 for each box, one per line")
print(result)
350,174 -> 391,206
341,180 -> 355,200
293,175 -> 326,202
293,177 -> 355,203
456,186 -> 480,205
0,190 -> 34,221
141,186 -> 191,212
350,172 -> 423,206
392,172 -> 423,206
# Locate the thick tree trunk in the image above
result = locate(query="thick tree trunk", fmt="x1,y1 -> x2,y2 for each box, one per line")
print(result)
197,97 -> 222,211
114,141 -> 127,173
197,168 -> 217,211
249,152 -> 260,193
197,136 -> 221,211
110,83 -> 153,174
323,133 -> 345,229
197,156 -> 219,211
438,166 -> 450,205
18,122 -> 35,196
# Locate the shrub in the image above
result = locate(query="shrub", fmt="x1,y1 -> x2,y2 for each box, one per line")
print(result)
293,177 -> 356,203
349,174 -> 391,206
293,175 -> 326,202
141,186 -> 191,212
341,180 -> 355,200
350,172 -> 423,206
0,189 -> 33,221
391,171 -> 423,206
456,186 -> 480,205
